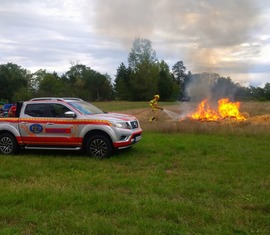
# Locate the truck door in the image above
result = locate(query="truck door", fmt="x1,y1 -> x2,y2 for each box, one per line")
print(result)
19,103 -> 77,146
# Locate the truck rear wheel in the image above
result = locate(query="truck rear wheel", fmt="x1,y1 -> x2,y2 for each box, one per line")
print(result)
86,135 -> 113,159
0,133 -> 18,155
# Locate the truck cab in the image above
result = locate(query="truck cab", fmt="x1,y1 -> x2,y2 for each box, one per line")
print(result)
0,98 -> 142,158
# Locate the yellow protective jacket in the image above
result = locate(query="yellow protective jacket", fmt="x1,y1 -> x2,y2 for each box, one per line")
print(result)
149,99 -> 158,111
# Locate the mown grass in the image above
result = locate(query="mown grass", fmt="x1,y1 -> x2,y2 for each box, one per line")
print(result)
0,133 -> 269,234
0,101 -> 269,234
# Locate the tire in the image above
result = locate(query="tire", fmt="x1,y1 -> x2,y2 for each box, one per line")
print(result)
86,135 -> 113,159
0,133 -> 18,155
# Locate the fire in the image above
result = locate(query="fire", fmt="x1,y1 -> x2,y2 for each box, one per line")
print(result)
190,98 -> 246,121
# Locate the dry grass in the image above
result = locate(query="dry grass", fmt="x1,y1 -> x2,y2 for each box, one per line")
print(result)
126,101 -> 270,135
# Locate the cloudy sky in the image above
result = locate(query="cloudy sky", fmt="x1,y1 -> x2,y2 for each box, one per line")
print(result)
1,0 -> 270,87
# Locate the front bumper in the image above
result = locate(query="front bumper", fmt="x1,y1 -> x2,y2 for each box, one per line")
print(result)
113,131 -> 142,149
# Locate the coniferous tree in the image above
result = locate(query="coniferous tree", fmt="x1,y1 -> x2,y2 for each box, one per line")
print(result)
157,60 -> 177,101
114,63 -> 132,100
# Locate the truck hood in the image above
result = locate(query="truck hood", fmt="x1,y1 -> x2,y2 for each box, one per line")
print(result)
85,112 -> 137,122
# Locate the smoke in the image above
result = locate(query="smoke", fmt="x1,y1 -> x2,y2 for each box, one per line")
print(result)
185,73 -> 217,101
184,72 -> 238,102
90,0 -> 264,86
92,0 -> 261,55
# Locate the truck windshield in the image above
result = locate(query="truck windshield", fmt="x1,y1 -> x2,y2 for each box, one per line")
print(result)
68,101 -> 104,115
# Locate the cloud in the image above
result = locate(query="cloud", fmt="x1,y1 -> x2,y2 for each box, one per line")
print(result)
0,0 -> 269,87
92,0 -> 261,46
0,0 -> 114,74
92,0 -> 270,85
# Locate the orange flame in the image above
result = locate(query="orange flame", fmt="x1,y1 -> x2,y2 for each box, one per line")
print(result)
190,98 -> 246,121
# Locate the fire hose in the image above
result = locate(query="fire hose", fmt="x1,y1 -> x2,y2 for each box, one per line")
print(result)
133,107 -> 165,115
133,107 -> 151,115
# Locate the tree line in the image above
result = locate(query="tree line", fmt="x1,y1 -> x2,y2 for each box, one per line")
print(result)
1,38 -> 270,103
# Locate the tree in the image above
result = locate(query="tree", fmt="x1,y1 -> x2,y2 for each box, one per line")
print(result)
250,86 -> 266,101
172,61 -> 186,85
157,60 -> 177,101
264,83 -> 270,100
130,62 -> 160,101
128,38 -> 158,70
63,63 -> 86,84
63,64 -> 114,101
31,69 -> 64,96
31,69 -> 47,92
0,63 -> 30,102
127,38 -> 160,100
172,61 -> 187,99
114,63 -> 132,100
38,72 -> 64,97
234,85 -> 251,101
212,76 -> 238,100
83,70 -> 113,101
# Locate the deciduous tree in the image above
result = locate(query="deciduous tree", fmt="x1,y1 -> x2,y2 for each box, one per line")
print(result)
0,63 -> 30,102
127,38 -> 159,100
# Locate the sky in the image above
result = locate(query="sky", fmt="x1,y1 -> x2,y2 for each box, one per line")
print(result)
1,0 -> 270,87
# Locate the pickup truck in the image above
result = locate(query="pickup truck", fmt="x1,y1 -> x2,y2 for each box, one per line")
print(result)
0,97 -> 142,158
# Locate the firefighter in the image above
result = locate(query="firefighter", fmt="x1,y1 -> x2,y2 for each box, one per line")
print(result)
149,94 -> 163,121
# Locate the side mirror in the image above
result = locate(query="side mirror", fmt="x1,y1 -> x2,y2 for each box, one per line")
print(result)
64,111 -> 77,118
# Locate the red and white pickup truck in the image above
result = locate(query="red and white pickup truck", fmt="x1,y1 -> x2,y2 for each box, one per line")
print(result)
0,98 -> 142,158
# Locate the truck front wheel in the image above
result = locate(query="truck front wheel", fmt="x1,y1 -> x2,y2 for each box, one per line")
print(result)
0,133 -> 18,155
86,135 -> 113,159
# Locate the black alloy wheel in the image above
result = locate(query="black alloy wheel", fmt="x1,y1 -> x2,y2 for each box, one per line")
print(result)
86,135 -> 112,159
0,133 -> 18,155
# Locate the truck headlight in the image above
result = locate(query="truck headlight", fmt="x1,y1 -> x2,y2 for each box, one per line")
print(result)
111,121 -> 131,129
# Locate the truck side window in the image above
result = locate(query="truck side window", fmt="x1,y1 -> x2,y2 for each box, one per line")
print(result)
25,104 -> 46,117
47,104 -> 71,118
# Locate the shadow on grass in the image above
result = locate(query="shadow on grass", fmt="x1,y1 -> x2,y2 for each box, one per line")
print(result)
15,147 -> 135,160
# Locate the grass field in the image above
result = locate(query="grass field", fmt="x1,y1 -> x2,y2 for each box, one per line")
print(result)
0,101 -> 269,234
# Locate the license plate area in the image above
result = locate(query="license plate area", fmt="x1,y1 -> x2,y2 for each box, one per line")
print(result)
135,135 -> 142,142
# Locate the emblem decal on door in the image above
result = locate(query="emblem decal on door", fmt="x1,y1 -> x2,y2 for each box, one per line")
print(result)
29,124 -> 43,133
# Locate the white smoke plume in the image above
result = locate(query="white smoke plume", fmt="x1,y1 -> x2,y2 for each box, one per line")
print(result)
91,0 -> 262,70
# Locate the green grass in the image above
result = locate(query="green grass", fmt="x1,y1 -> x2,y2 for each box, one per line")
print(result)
1,101 -> 269,234
0,132 -> 269,234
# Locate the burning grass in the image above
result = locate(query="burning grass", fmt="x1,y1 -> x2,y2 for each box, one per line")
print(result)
127,101 -> 270,136
188,98 -> 246,121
